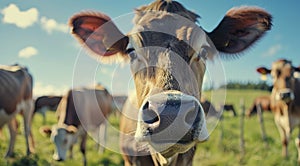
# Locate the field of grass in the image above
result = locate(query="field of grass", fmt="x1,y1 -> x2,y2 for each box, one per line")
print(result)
0,89 -> 299,166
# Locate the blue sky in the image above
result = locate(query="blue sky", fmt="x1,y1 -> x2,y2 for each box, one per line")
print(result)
1,0 -> 299,97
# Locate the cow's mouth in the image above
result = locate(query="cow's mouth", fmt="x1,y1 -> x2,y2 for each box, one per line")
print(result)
149,140 -> 196,158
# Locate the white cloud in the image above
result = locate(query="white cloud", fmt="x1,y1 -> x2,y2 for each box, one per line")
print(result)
1,4 -> 38,28
263,44 -> 282,57
40,16 -> 69,34
33,82 -> 69,97
18,46 -> 38,58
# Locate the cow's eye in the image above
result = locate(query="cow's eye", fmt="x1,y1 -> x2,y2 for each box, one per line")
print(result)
126,48 -> 137,60
129,51 -> 137,60
198,47 -> 208,61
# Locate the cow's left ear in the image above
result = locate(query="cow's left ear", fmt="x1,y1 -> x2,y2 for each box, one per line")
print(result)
256,67 -> 271,75
208,6 -> 272,54
69,11 -> 129,57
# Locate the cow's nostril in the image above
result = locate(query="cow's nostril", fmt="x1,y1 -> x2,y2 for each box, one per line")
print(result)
143,109 -> 159,124
185,105 -> 198,126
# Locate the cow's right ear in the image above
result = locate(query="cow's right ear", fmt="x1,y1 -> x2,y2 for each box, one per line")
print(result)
69,11 -> 129,57
256,67 -> 271,75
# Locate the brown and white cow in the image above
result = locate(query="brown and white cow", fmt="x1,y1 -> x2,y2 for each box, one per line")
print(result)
257,59 -> 300,161
246,95 -> 272,117
48,85 -> 113,165
33,95 -> 62,124
0,64 -> 34,157
69,1 -> 272,165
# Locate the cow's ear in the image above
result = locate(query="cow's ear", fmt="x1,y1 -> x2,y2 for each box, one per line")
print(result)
39,126 -> 52,137
69,11 -> 129,57
66,125 -> 78,134
256,67 -> 271,75
294,66 -> 300,72
208,6 -> 272,54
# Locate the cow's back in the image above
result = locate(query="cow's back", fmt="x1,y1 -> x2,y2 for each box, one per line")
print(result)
0,66 -> 32,127
58,87 -> 113,131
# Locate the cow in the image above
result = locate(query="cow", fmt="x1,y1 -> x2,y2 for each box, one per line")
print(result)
46,85 -> 113,165
0,64 -> 34,157
221,104 -> 237,117
246,95 -> 272,117
33,96 -> 62,124
257,59 -> 300,162
69,1 -> 272,165
200,98 -> 219,118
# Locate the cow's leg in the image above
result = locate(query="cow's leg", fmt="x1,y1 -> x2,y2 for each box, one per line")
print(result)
5,118 -> 18,157
80,133 -> 87,166
275,121 -> 289,158
41,110 -> 46,125
232,108 -> 237,117
295,127 -> 300,163
98,121 -> 107,153
0,127 -> 4,140
68,144 -> 73,159
22,99 -> 35,155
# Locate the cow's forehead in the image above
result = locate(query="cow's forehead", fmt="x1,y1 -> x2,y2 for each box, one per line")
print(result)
130,11 -> 210,55
272,60 -> 291,71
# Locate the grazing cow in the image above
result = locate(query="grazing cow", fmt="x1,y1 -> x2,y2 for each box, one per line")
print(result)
69,1 -> 272,165
221,104 -> 237,117
33,96 -> 62,124
246,96 -> 272,117
47,85 -> 113,165
257,59 -> 300,161
200,98 -> 219,118
0,64 -> 34,157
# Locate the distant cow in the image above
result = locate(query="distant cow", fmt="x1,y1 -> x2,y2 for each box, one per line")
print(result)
246,96 -> 271,117
257,59 -> 300,161
46,85 -> 113,165
200,98 -> 219,118
34,96 -> 62,124
221,104 -> 237,117
0,64 -> 34,157
69,0 -> 272,165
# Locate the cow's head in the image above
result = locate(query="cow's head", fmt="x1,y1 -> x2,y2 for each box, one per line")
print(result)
49,125 -> 79,161
257,59 -> 300,108
69,0 -> 272,158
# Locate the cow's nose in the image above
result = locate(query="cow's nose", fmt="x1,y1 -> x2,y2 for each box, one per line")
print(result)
136,91 -> 208,143
53,153 -> 65,162
277,89 -> 294,103
141,97 -> 200,130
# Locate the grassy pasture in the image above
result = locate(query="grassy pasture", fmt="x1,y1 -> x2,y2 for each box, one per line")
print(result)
0,90 -> 298,165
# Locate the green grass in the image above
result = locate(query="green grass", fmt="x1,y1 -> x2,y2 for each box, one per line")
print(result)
0,90 -> 299,165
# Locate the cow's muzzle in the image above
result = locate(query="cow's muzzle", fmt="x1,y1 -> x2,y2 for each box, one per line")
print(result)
53,153 -> 65,162
276,89 -> 295,103
135,91 -> 208,147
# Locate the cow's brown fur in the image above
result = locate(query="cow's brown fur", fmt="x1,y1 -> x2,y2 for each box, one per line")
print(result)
246,96 -> 272,117
69,1 -> 272,165
257,59 -> 300,162
0,64 -> 34,157
51,85 -> 113,165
